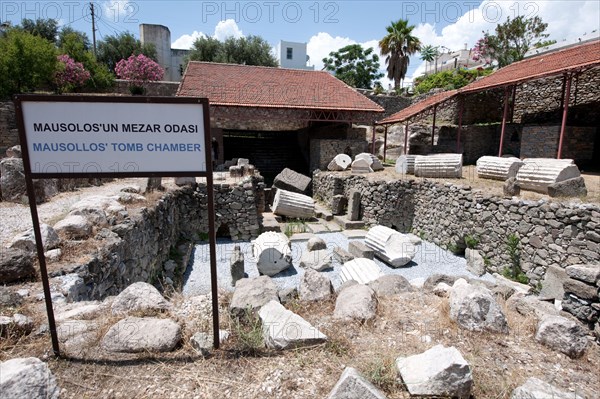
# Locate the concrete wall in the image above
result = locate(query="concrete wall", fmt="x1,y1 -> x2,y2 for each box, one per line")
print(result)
139,24 -> 190,82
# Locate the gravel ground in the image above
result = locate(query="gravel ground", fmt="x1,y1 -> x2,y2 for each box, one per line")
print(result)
182,231 -> 495,296
0,178 -> 148,246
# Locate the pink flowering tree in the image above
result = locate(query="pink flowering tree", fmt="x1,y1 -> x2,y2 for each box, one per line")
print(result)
115,54 -> 164,95
472,35 -> 494,66
54,54 -> 90,93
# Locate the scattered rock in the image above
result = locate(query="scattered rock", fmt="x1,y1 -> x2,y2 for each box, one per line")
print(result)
6,145 -> 22,158
273,168 -> 311,194
229,276 -> 279,316
503,177 -> 521,196
406,233 -> 422,245
331,195 -> 347,215
547,176 -> 587,198
299,269 -> 332,302
54,301 -> 106,322
53,215 -> 92,239
102,317 -> 181,353
0,157 -> 26,202
253,232 -> 293,276
396,345 -> 473,399
506,293 -> 559,320
111,282 -> 171,315
327,154 -> 352,171
347,190 -> 361,221
348,241 -> 374,260
278,287 -> 298,304
230,245 -> 245,286
299,249 -> 332,271
326,367 -> 388,399
306,236 -> 327,251
563,277 -> 597,301
510,377 -> 584,399
465,248 -> 485,276
0,286 -> 22,308
9,224 -> 61,253
0,314 -> 34,336
190,331 -> 228,357
174,177 -> 196,186
535,315 -> 589,358
56,319 -> 100,355
368,274 -> 413,296
334,284 -> 377,322
423,274 -> 460,292
259,300 -> 327,349
44,249 -> 62,262
0,357 -> 60,399
565,264 -> 600,285
539,265 -> 568,300
272,189 -> 314,219
449,279 -> 509,334
433,282 -> 452,297
333,246 -> 355,264
0,248 -> 35,284
365,226 -> 416,267
339,258 -> 382,285
351,158 -> 373,174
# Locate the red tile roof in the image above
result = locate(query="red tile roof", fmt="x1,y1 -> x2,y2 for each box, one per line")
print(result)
377,90 -> 458,125
177,62 -> 384,113
461,39 -> 600,93
378,39 -> 600,125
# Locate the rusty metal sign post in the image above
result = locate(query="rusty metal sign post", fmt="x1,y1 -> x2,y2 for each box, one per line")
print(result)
14,94 -> 220,356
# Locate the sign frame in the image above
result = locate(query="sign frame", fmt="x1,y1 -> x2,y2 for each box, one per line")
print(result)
14,94 -> 221,356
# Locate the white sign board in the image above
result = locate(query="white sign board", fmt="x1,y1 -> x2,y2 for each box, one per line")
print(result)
20,99 -> 208,174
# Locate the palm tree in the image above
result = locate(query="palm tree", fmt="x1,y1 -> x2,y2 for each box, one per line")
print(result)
379,19 -> 421,89
420,44 -> 438,74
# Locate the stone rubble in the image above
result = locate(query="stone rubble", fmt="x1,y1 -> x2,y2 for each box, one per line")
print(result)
110,282 -> 171,315
101,316 -> 182,353
253,232 -> 293,276
334,283 -> 377,321
326,367 -> 388,399
229,275 -> 279,315
510,377 -> 585,399
273,168 -> 312,194
534,315 -> 589,358
0,357 -> 60,399
272,189 -> 315,219
365,225 -> 416,267
327,154 -> 352,171
299,269 -> 333,302
396,344 -> 473,399
259,300 -> 327,349
339,258 -> 383,285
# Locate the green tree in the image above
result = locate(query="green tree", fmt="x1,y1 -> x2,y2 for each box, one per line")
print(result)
0,29 -> 57,97
379,19 -> 421,89
57,26 -> 90,50
59,31 -> 113,91
480,15 -> 549,67
419,44 -> 439,74
187,35 -> 277,67
96,32 -> 157,72
187,36 -> 222,62
414,69 -> 493,94
19,18 -> 58,43
323,44 -> 384,89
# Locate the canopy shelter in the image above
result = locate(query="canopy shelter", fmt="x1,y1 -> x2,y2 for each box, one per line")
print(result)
377,39 -> 600,159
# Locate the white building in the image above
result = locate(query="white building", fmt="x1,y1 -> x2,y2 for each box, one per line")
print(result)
140,24 -> 189,82
277,40 -> 314,70
423,44 -> 487,75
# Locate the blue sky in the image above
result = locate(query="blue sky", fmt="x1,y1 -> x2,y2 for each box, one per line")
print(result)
2,1 -> 599,85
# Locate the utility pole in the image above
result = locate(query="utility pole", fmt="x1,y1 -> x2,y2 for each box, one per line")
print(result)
90,2 -> 97,57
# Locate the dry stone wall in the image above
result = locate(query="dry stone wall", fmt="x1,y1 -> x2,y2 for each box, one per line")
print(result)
0,102 -> 18,153
73,178 -> 263,299
313,172 -> 600,287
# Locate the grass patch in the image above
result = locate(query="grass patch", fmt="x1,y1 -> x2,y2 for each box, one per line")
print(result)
363,357 -> 401,393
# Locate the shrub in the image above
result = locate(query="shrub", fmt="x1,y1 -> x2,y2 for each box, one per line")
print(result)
414,68 -> 493,94
54,54 -> 90,93
115,53 -> 163,94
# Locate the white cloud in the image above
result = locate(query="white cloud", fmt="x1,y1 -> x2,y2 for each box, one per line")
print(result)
173,19 -> 244,49
172,30 -> 205,50
102,0 -> 129,20
213,19 -> 243,41
408,0 -> 600,81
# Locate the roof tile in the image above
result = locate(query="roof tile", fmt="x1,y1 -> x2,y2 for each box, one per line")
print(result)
177,62 -> 384,113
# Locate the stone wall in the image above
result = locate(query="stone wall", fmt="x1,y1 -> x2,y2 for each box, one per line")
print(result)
520,125 -> 597,162
366,94 -> 412,119
0,102 -> 18,153
313,172 -> 600,288
112,80 -> 180,96
514,67 -> 600,124
310,139 -> 368,171
75,177 -> 263,299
